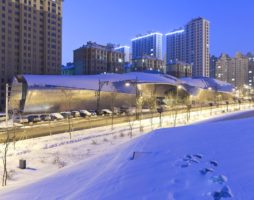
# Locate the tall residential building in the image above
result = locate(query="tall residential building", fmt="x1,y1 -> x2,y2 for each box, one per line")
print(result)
115,46 -> 130,63
166,61 -> 192,78
215,54 -> 231,82
132,55 -> 164,72
165,28 -> 185,65
215,53 -> 248,88
132,32 -> 163,60
0,0 -> 62,111
73,42 -> 124,75
210,55 -> 218,78
247,53 -> 254,87
231,53 -> 249,87
166,18 -> 210,78
185,18 -> 210,77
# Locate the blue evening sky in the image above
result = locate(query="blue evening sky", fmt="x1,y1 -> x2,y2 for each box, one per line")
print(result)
62,0 -> 254,64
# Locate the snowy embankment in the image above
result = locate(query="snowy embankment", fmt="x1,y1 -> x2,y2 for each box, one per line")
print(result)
1,109 -> 254,199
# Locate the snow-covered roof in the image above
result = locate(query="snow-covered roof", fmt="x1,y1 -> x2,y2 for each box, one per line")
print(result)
21,72 -> 181,92
19,73 -> 234,95
181,77 -> 234,93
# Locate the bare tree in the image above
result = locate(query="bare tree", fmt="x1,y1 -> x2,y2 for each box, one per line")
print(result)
2,129 -> 10,186
2,83 -> 10,186
95,80 -> 109,112
164,91 -> 174,125
110,91 -> 117,130
11,110 -> 17,150
147,89 -> 157,130
61,89 -> 73,140
42,93 -> 52,137
136,95 -> 144,132
184,96 -> 192,123
126,112 -> 135,138
173,86 -> 183,127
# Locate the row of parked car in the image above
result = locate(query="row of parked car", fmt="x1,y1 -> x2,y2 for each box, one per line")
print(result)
13,109 -> 116,124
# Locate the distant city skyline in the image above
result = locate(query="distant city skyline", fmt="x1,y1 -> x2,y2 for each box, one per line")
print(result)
62,0 -> 254,64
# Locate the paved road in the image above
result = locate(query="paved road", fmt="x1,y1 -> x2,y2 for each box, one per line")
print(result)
0,103 -> 252,143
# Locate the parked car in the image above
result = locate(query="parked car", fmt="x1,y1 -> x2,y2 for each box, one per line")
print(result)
51,113 -> 64,120
71,111 -> 80,118
120,106 -> 129,115
28,115 -> 41,123
89,110 -> 98,116
60,112 -> 72,119
13,115 -> 29,124
101,109 -> 113,116
40,114 -> 52,121
141,106 -> 150,113
80,110 -> 92,117
120,107 -> 136,115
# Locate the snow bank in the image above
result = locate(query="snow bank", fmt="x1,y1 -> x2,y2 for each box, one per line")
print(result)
2,114 -> 254,199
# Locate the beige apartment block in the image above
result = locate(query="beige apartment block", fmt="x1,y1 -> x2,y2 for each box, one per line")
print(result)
216,53 -> 248,88
0,0 -> 62,111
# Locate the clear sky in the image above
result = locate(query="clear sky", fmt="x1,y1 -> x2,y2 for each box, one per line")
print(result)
62,0 -> 254,64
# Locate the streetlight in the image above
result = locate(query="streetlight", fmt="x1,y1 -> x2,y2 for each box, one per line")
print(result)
157,107 -> 163,127
95,80 -> 109,113
176,85 -> 183,104
125,82 -> 131,87
124,77 -> 139,120
173,85 -> 183,127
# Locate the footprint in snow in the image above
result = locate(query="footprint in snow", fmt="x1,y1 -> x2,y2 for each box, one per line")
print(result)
212,186 -> 233,200
193,154 -> 203,159
210,175 -> 228,184
181,163 -> 189,168
210,160 -> 219,167
200,168 -> 214,175
180,153 -> 203,168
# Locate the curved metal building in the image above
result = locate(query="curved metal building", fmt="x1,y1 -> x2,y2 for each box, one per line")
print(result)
9,72 -> 234,114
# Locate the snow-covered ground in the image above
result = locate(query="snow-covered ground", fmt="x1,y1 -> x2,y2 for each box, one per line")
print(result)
0,105 -> 253,200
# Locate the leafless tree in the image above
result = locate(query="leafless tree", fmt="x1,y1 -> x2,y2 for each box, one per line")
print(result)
126,111 -> 135,138
95,80 -> 109,112
136,95 -> 144,132
11,111 -> 17,150
184,96 -> 192,123
2,128 -> 10,186
110,91 -> 117,130
42,93 -> 52,137
61,89 -> 73,140
147,89 -> 157,130
173,88 -> 181,127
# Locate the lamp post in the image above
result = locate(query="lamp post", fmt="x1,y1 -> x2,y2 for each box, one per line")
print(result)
125,77 -> 139,120
95,79 -> 109,113
173,85 -> 183,127
157,107 -> 163,127
176,85 -> 183,106
208,87 -> 213,115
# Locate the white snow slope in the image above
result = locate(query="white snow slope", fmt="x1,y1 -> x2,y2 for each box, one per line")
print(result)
2,114 -> 254,199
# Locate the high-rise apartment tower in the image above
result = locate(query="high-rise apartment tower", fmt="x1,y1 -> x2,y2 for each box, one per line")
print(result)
0,0 -> 62,111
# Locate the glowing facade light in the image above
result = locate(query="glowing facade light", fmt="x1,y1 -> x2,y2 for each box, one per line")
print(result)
177,85 -> 183,89
114,46 -> 130,50
125,82 -> 131,87
165,29 -> 184,36
131,32 -> 163,41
